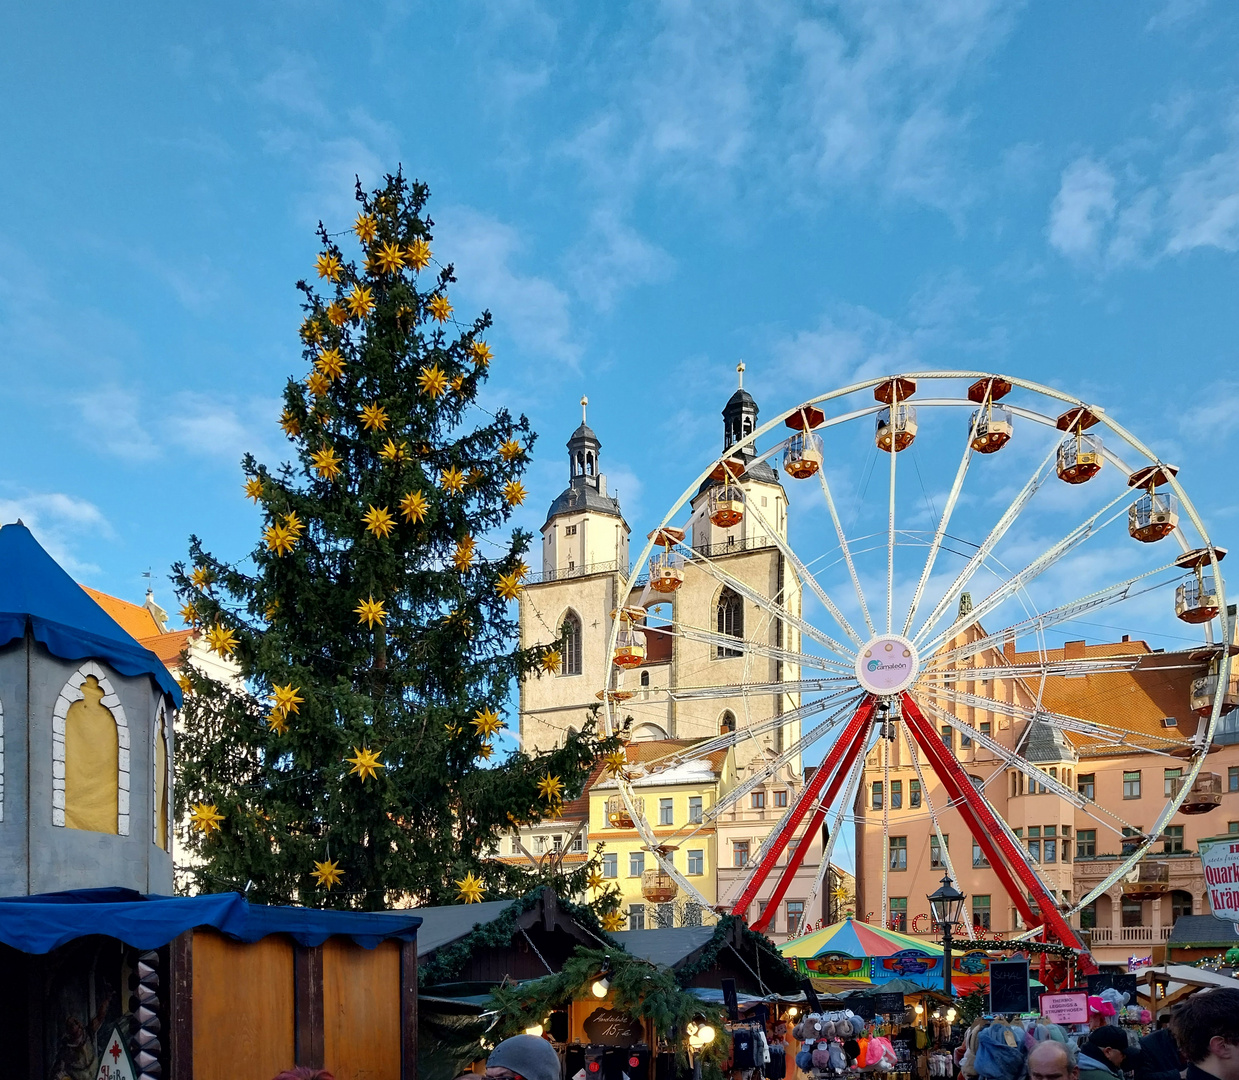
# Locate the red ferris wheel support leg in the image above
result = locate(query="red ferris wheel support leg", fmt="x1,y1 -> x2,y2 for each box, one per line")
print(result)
901,694 -> 1095,969
734,697 -> 876,927
750,705 -> 876,934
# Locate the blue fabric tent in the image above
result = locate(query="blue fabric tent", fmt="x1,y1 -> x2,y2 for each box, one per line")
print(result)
0,521 -> 183,704
0,887 -> 422,953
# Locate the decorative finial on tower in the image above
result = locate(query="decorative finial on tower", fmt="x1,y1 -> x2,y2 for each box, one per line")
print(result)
737,361 -> 745,390
581,396 -> 588,424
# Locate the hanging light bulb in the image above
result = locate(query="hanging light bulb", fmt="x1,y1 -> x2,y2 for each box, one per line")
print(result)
697,1025 -> 716,1045
786,1006 -> 799,1018
686,1022 -> 700,1037
525,1024 -> 544,1037
946,1009 -> 957,1023
591,976 -> 610,998
913,1004 -> 924,1016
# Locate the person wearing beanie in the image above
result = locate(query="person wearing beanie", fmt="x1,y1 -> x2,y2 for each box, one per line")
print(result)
1078,1026 -> 1130,1080
486,1034 -> 562,1080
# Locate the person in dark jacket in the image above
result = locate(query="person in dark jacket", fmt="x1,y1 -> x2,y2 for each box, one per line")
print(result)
1169,988 -> 1239,1080
1136,1025 -> 1184,1080
1077,1026 -> 1130,1080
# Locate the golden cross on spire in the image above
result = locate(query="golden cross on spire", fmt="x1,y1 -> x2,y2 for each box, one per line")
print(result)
581,395 -> 588,423
737,361 -> 745,389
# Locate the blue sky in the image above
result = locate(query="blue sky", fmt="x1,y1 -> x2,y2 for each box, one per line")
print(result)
3,0 -> 1238,634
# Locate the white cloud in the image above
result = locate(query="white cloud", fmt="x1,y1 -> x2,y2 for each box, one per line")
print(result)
74,386 -> 160,462
1165,142 -> 1239,254
566,210 -> 673,311
0,492 -> 113,577
1047,159 -> 1117,260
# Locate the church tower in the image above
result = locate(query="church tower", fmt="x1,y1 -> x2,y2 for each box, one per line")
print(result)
519,399 -> 630,752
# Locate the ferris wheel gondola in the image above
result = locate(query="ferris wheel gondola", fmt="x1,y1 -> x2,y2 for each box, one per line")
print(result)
598,371 -> 1230,975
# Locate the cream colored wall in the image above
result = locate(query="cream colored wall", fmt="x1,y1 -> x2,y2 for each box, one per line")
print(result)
542,511 -> 629,574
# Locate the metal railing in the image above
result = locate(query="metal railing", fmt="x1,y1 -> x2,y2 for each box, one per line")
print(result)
523,560 -> 629,585
693,535 -> 777,558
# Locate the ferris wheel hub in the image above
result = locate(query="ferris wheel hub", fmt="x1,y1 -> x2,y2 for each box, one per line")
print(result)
855,633 -> 920,696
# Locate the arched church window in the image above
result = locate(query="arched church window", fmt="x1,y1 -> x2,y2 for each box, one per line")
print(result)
640,671 -> 650,687
586,452 -> 595,475
716,588 -> 743,658
720,710 -> 736,734
562,611 -> 583,675
743,417 -> 753,436
65,675 -> 119,834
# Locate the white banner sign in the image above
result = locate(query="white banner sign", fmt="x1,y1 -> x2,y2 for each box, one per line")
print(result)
1199,838 -> 1239,922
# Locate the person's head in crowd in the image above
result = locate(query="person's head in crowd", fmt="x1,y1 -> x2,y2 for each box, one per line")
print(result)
1170,988 -> 1239,1080
1158,1016 -> 1172,1030
1084,1026 -> 1131,1072
486,1034 -> 561,1080
1029,1040 -> 1079,1080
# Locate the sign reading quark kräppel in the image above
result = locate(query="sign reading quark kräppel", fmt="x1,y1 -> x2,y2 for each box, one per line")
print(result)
1199,837 -> 1239,922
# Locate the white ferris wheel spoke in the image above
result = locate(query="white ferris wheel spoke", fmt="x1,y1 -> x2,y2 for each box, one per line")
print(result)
918,487 -> 1135,657
686,545 -> 857,661
800,751 -> 867,925
667,678 -> 856,701
657,618 -> 853,673
911,439 -> 1060,648
815,467 -> 877,637
745,500 -> 864,647
887,418 -> 897,634
917,655 -> 1146,684
903,413 -> 980,636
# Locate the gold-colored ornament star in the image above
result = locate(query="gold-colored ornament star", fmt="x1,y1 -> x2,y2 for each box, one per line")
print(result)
267,711 -> 289,735
503,480 -> 527,506
832,885 -> 849,902
406,238 -> 431,270
191,567 -> 214,590
264,599 -> 280,620
537,774 -> 564,803
358,402 -> 389,432
354,212 -> 378,244
601,910 -> 626,932
307,371 -> 331,397
177,675 -> 193,696
271,683 -> 303,717
347,284 -> 374,319
312,858 -> 344,891
444,722 -> 461,738
495,572 -> 522,601
603,750 -> 629,777
450,374 -> 466,393
280,408 -> 301,438
379,438 -> 409,464
453,536 -> 475,572
311,446 -> 343,480
471,708 -> 503,738
179,601 -> 199,627
363,504 -> 395,539
498,438 -> 523,462
190,802 -> 224,834
206,622 -> 239,658
244,476 -> 264,502
455,871 -> 485,904
326,301 -> 348,327
587,869 -> 605,892
316,347 -> 346,381
470,340 -> 492,368
476,741 -> 494,761
315,252 -> 343,281
346,746 -> 385,782
466,467 -> 485,487
374,241 -> 405,275
399,490 -> 429,523
283,511 -> 305,538
541,649 -> 561,674
355,595 -> 387,628
514,560 -> 530,581
440,466 -> 465,494
417,364 -> 450,398
301,318 -> 323,344
427,294 -> 453,323
264,522 -> 296,556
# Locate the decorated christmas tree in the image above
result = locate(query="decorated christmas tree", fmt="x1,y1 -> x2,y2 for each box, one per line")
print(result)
173,171 -> 617,911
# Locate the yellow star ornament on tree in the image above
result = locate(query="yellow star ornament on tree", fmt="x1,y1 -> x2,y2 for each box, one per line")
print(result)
280,409 -> 301,438
358,402 -> 389,432
495,573 -> 522,602
455,872 -> 485,904
399,490 -> 429,523
355,595 -> 387,628
362,505 -> 396,539
427,294 -> 453,322
312,859 -> 344,891
190,803 -> 224,834
540,649 -> 562,675
476,741 -> 494,761
267,711 -> 289,735
264,522 -> 297,556
347,284 -> 374,320
190,566 -> 214,590
379,438 -> 410,464
326,300 -> 348,327
453,536 -> 475,572
537,774 -> 564,803
603,750 -> 629,777
586,869 -> 605,892
301,318 -> 323,344
179,601 -> 199,627
440,466 -> 466,494
206,623 -> 239,658
306,371 -> 331,397
406,238 -> 431,270
316,347 -> 346,381
345,746 -> 385,782
315,251 -> 343,281
601,910 -> 626,933
470,340 -> 492,368
354,212 -> 378,244
417,364 -> 450,398
471,708 -> 503,737
244,476 -> 264,502
311,446 -> 343,480
271,683 -> 303,717
498,438 -> 523,462
503,480 -> 527,506
374,241 -> 405,275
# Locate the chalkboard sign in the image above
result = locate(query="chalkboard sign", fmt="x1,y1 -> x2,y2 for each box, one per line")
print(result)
850,998 -> 876,1021
584,1007 -> 644,1046
1086,973 -> 1138,1001
874,992 -> 906,1015
988,959 -> 1031,1015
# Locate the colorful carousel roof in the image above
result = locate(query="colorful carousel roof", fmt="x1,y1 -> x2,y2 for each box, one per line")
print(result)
780,918 -> 945,960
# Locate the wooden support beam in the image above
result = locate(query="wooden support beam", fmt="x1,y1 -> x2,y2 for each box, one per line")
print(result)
294,944 -> 325,1069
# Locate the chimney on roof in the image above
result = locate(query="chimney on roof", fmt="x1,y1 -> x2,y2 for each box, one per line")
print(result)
957,592 -> 973,620
1064,639 -> 1086,660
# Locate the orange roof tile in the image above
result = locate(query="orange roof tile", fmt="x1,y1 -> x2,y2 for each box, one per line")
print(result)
81,586 -> 162,641
143,628 -> 193,668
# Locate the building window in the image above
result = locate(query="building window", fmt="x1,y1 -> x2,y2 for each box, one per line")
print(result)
889,898 -> 908,932
1164,768 -> 1183,797
534,835 -> 548,854
941,726 -> 953,750
972,895 -> 991,929
733,841 -> 750,868
655,902 -> 675,928
751,791 -> 766,810
564,524 -> 577,535
889,836 -> 908,871
1122,827 -> 1143,855
1081,902 -> 1097,930
1230,767 -> 1239,793
980,721 -> 991,737
716,588 -> 743,658
1078,773 -> 1095,800
720,710 -> 735,734
1163,825 -> 1185,854
890,780 -> 903,809
1123,771 -> 1142,799
960,728 -> 973,750
973,839 -> 990,868
1061,825 -> 1072,863
688,796 -> 703,824
688,849 -> 704,875
640,670 -> 650,687
629,851 -> 645,876
931,834 -> 949,869
552,834 -> 563,851
629,903 -> 645,930
1043,826 -> 1057,864
1027,826 -> 1041,863
683,902 -> 703,927
1077,829 -> 1096,859
786,901 -> 805,937
1122,899 -> 1144,928
659,798 -> 673,826
909,780 -> 921,808
1170,890 -> 1193,923
571,832 -> 586,853
602,853 -> 618,878
1229,821 -> 1239,835
872,782 -> 883,810
562,611 -> 583,675
774,789 -> 788,808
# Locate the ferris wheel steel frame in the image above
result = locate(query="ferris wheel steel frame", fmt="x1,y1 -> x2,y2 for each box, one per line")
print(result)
600,371 -> 1230,968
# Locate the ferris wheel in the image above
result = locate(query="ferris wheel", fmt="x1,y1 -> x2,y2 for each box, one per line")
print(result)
599,372 -> 1231,959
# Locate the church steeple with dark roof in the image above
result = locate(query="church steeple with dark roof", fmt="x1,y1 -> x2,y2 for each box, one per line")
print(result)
544,397 -> 625,527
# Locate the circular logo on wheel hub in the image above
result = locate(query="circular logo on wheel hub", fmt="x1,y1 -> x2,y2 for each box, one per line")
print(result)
856,634 -> 919,696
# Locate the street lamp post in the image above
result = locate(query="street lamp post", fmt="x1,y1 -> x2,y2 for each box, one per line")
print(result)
928,873 -> 967,1000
